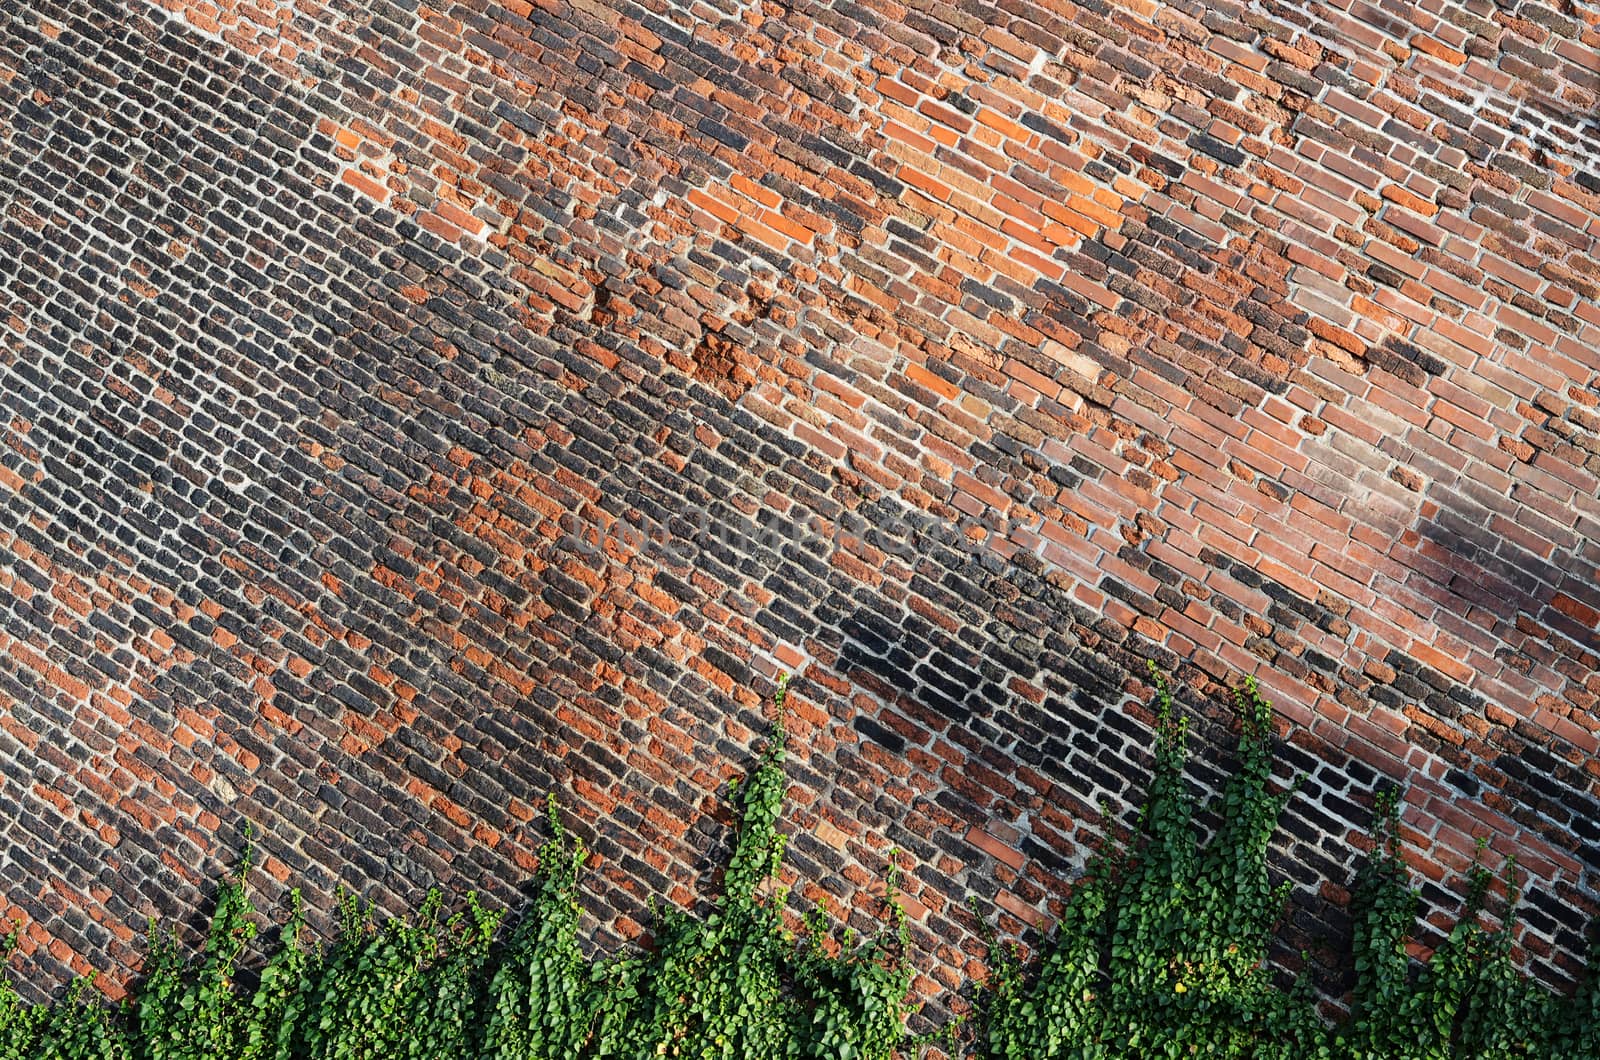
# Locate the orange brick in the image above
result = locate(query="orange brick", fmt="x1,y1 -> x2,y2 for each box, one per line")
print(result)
1381,184 -> 1438,217
882,119 -> 936,154
735,216 -> 789,251
730,172 -> 780,208
340,167 -> 388,203
1410,35 -> 1466,65
898,164 -> 951,202
973,107 -> 1028,142
1410,642 -> 1474,685
1068,193 -> 1121,228
687,187 -> 739,225
905,361 -> 960,400
761,208 -> 814,244
875,76 -> 920,108
1043,201 -> 1101,237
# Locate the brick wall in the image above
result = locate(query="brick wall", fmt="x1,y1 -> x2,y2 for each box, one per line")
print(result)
1,0 -> 1596,1004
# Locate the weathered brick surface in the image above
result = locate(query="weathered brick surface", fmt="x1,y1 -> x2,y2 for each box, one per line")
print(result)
1,0 -> 1597,1005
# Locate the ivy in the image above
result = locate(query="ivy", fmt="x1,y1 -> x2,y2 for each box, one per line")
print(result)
1,672 -> 1596,1058
135,834 -> 257,1060
975,672 -> 1598,1059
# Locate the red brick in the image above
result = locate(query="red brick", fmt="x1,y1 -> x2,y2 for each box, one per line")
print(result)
435,198 -> 484,235
1551,594 -> 1600,630
965,826 -> 1024,870
7,0 -> 1598,1008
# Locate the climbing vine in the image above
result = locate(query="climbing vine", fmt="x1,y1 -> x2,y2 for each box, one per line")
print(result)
976,668 -> 1600,1058
1,671 -> 1596,1058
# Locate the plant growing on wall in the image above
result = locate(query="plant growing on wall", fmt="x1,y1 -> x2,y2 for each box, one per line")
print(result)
979,671 -> 1320,1058
975,669 -> 1600,1058
0,676 -> 913,1060
1,671 -> 1596,1058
